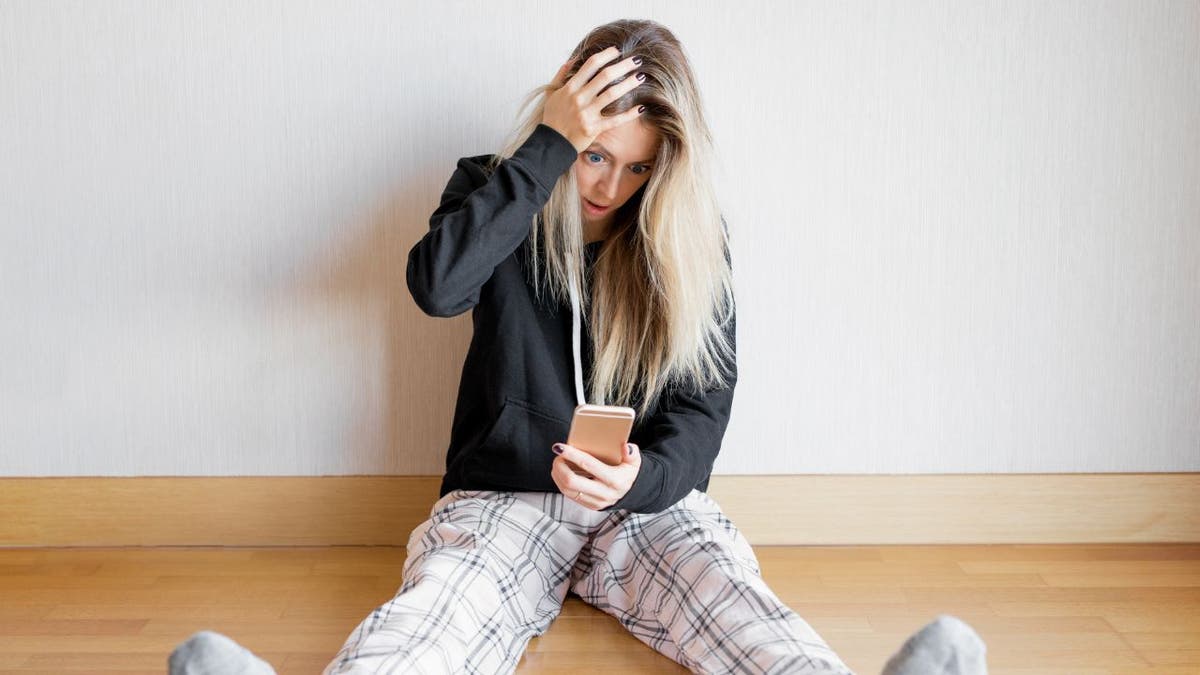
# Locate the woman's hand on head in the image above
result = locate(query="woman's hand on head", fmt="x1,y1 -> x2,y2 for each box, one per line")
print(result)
543,46 -> 646,152
550,441 -> 641,511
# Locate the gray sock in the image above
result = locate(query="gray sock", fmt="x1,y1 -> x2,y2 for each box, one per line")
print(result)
880,615 -> 987,675
167,630 -> 277,675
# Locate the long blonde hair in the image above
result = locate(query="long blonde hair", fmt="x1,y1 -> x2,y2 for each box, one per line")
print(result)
492,19 -> 735,418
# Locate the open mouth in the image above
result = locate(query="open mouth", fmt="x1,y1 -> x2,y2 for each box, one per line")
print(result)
583,198 -> 611,214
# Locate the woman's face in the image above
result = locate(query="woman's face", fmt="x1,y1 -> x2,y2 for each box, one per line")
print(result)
574,119 -> 660,229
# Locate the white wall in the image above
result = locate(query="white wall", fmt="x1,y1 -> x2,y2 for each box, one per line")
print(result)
2,0 -> 1196,476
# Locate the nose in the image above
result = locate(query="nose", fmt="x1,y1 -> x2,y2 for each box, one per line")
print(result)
597,169 -> 621,202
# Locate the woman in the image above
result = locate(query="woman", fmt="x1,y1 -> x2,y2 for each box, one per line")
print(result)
170,19 -> 987,675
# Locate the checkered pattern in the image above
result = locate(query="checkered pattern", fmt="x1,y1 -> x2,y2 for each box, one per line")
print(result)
323,489 -> 852,674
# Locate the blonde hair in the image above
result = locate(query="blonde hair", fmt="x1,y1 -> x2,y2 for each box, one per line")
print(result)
492,19 -> 735,418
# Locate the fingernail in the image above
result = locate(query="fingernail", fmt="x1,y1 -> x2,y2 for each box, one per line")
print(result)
636,72 -> 646,81
637,105 -> 646,114
628,444 -> 637,455
632,56 -> 643,65
553,444 -> 564,455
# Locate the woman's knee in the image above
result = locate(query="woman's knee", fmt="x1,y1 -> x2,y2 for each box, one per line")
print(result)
636,504 -> 761,578
405,492 -> 520,560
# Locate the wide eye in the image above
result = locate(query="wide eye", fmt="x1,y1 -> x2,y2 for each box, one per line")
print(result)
630,164 -> 650,176
585,152 -> 604,164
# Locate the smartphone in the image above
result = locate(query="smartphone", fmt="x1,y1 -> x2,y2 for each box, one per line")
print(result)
567,404 -> 636,467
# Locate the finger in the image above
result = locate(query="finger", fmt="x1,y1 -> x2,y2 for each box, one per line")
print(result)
551,455 -> 575,488
552,455 -> 584,494
574,491 -> 607,511
597,104 -> 647,133
571,479 -> 618,508
555,448 -> 594,479
557,460 -> 619,504
579,54 -> 641,100
551,60 -> 571,87
564,46 -> 621,92
556,444 -> 617,489
590,69 -> 644,111
554,454 -> 605,493
562,459 -> 610,495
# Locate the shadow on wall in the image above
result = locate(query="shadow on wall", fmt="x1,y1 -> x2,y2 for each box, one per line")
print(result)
262,109 -> 487,475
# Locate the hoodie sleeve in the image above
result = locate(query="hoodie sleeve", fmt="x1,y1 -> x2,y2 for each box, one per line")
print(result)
604,307 -> 738,514
407,123 -> 578,317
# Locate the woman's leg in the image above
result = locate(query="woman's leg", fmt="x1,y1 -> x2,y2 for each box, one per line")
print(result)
570,489 -> 853,675
323,490 -> 590,674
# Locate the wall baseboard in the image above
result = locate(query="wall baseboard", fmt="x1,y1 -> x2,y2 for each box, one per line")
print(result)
1,474 -> 1196,547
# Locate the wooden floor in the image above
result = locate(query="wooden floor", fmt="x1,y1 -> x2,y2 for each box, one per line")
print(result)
0,544 -> 1196,674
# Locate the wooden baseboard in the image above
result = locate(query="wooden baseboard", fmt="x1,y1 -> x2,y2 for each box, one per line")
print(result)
1,474 -> 1196,547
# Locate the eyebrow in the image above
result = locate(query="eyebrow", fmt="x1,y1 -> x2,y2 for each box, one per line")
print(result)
588,143 -> 656,165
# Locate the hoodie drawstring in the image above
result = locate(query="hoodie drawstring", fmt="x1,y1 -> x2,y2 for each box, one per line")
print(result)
567,256 -> 603,408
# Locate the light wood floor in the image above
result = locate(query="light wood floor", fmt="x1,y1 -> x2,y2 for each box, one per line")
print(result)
0,544 -> 1196,674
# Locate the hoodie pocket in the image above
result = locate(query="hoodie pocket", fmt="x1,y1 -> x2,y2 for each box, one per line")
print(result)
465,396 -> 568,492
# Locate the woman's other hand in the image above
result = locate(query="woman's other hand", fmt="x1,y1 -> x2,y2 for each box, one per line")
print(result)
542,46 -> 646,152
550,441 -> 640,510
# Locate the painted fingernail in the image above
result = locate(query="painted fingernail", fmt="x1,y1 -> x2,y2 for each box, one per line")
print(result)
632,56 -> 643,65
636,72 -> 646,81
553,444 -> 564,455
637,105 -> 646,114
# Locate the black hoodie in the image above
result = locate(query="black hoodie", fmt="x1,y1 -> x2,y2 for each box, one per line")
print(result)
406,123 -> 736,514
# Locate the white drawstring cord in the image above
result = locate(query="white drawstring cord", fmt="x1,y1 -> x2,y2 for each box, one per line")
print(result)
567,255 -> 604,408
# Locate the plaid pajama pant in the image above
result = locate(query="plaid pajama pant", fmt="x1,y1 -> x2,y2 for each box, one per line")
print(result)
322,488 -> 852,675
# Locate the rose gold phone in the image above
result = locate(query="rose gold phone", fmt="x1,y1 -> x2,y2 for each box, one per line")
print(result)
567,404 -> 635,466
